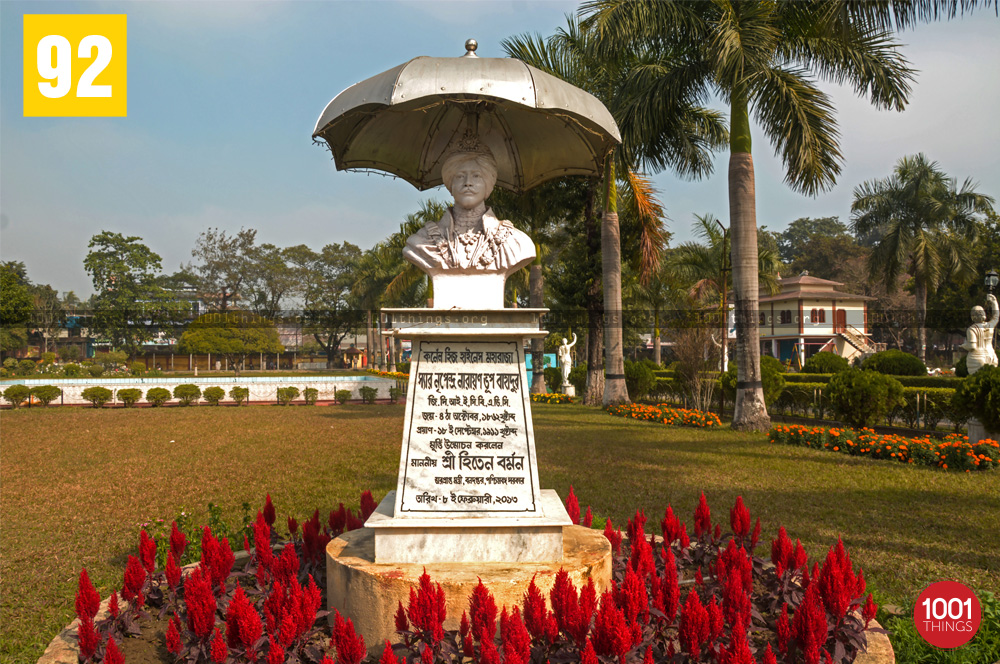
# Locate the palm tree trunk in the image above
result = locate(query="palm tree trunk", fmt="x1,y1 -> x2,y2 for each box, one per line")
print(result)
366,309 -> 374,369
601,161 -> 629,405
584,183 -> 605,405
729,94 -> 770,432
653,308 -> 661,366
529,256 -> 547,394
915,280 -> 927,363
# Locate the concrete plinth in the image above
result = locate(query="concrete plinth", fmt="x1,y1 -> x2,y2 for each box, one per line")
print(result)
561,384 -> 575,397
326,525 -> 612,655
967,418 -> 997,445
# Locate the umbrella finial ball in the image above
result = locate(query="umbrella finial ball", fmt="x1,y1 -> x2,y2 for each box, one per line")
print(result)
464,39 -> 479,57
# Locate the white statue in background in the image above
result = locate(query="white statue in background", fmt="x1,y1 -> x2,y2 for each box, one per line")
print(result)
558,333 -> 577,385
403,139 -> 534,308
961,293 -> 998,375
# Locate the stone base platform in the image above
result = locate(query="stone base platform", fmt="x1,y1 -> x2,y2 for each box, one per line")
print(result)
326,525 -> 612,656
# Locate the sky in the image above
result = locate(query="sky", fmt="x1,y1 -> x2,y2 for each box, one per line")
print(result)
1,1 -> 998,298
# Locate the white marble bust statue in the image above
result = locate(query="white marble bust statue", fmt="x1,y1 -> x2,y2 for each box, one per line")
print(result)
962,293 -> 998,375
403,144 -> 535,308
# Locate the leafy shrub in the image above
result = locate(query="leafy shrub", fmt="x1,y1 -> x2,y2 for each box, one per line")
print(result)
173,384 -> 201,406
335,389 -> 352,404
130,361 -> 146,376
387,386 -> 403,404
624,359 -> 657,401
81,386 -> 113,408
801,351 -> 848,374
229,386 -> 249,406
62,363 -> 82,377
955,353 -> 969,377
303,387 -> 319,405
862,349 -> 927,376
28,385 -> 61,407
41,352 -> 57,365
96,350 -> 127,369
568,362 -> 587,395
396,361 -> 411,375
826,369 -> 904,428
277,386 -> 300,405
542,366 -> 562,393
58,345 -> 81,362
531,392 -> 573,404
721,355 -> 786,406
3,385 -> 30,408
0,368 -> 8,378
87,365 -> 104,378
953,365 -> 1000,432
359,385 -> 378,404
146,368 -> 164,377
116,388 -> 142,408
3,358 -> 17,371
16,359 -> 36,376
203,386 -> 226,405
145,387 -> 171,407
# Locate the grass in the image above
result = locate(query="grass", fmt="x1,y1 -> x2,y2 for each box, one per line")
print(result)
2,403 -> 998,663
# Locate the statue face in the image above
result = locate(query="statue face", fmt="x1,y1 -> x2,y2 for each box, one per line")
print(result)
973,306 -> 987,323
447,159 -> 490,210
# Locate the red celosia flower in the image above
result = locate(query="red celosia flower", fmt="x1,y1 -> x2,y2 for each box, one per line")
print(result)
521,576 -> 549,640
714,524 -> 722,542
626,509 -> 647,545
823,649 -> 834,664
856,568 -> 867,597
565,486 -> 581,525
679,522 -> 690,549
478,637 -> 500,664
329,504 -> 347,534
678,589 -> 709,660
360,490 -> 378,520
395,600 -> 409,633
287,516 -> 299,537
121,554 -> 146,604
298,575 -> 323,636
170,521 -> 187,560
267,635 -> 284,664
817,538 -> 857,623
661,505 -> 681,545
863,593 -> 878,629
165,551 -> 182,590
500,607 -> 531,664
603,518 -> 622,555
469,579 -> 498,642
462,632 -> 475,658
694,492 -> 711,538
254,511 -> 273,580
761,644 -> 777,664
244,534 -> 252,555
722,572 -> 751,630
724,626 -> 754,664
771,526 -> 793,577
729,496 -> 750,540
406,570 -> 446,644
750,517 -> 761,550
345,509 -> 364,531
591,591 -> 632,661
629,532 -> 656,581
166,615 -> 183,654
332,611 -> 367,664
581,639 -> 598,664
460,610 -> 470,638
226,584 -> 263,648
694,567 -> 703,586
77,616 -> 100,660
616,566 -> 648,624
139,528 -> 157,574
211,627 -> 227,663
263,493 -> 276,526
380,642 -> 400,664
263,579 -> 286,635
776,603 -> 790,654
104,638 -> 124,664
280,612 -> 298,648
75,569 -> 100,622
185,567 -> 217,640
658,547 -> 680,623
642,646 -> 653,664
792,585 -> 828,664
549,569 -> 579,636
273,542 -> 300,587
109,591 -> 120,619
794,540 -> 809,571
583,506 -> 593,528
718,540 -> 753,597
706,597 -> 723,641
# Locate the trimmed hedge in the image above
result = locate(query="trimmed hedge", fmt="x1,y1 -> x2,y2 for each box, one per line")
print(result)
29,385 -> 62,407
801,351 -> 848,374
359,385 -> 378,404
862,349 -> 927,376
334,389 -> 352,404
827,369 -> 904,428
146,387 -> 172,407
116,388 -> 142,408
229,386 -> 249,406
303,387 -> 319,405
81,386 -> 112,408
173,384 -> 201,406
953,365 -> 1000,432
3,385 -> 30,408
203,386 -> 226,405
277,386 -> 300,405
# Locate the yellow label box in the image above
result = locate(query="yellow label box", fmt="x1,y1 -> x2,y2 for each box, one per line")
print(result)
23,14 -> 127,117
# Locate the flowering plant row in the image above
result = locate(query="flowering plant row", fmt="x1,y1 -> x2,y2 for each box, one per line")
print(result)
367,369 -> 409,381
530,393 -> 573,404
72,490 -> 881,664
606,403 -> 722,428
768,424 -> 1000,472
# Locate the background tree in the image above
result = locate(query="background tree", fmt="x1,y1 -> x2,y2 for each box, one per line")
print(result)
299,242 -> 364,369
1,261 -> 33,354
83,231 -> 178,358
178,311 -> 283,375
583,0 -> 915,430
30,284 -> 64,354
851,153 -> 995,362
243,243 -> 303,321
188,227 -> 257,311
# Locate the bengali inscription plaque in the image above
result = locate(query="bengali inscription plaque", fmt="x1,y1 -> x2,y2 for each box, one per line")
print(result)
396,339 -> 542,515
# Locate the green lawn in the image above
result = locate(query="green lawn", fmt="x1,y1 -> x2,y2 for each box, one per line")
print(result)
1,403 -> 997,663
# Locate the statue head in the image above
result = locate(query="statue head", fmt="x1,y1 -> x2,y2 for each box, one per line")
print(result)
441,144 -> 498,211
972,305 -> 987,323
562,338 -> 568,345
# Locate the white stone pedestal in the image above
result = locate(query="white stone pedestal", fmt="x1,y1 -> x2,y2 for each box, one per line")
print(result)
967,418 -> 997,445
561,383 -> 575,397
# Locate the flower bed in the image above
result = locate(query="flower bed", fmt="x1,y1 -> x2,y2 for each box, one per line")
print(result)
367,369 -> 409,381
768,425 -> 1000,471
607,403 -> 722,428
66,490 -> 885,664
530,393 -> 573,404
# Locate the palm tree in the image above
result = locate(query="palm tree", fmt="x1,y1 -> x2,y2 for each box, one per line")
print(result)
504,17 -> 726,405
850,153 -> 994,362
581,0 -> 915,430
670,214 -> 783,371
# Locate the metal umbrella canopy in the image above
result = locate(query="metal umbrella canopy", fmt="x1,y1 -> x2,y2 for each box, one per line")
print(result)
312,40 -> 621,194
